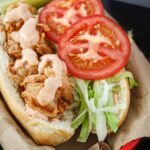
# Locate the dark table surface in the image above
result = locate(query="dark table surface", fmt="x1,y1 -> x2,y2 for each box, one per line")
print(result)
0,1 -> 150,150
103,0 -> 150,61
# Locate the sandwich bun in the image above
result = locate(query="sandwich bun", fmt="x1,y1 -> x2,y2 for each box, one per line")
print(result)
0,32 -> 130,145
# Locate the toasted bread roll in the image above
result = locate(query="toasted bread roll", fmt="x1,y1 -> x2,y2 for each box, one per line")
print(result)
0,2 -> 130,146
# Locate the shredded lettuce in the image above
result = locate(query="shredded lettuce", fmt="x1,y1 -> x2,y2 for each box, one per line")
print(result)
93,80 -> 108,141
74,78 -> 97,112
96,111 -> 107,141
92,81 -> 104,129
105,91 -> 119,133
87,81 -> 94,99
71,109 -> 87,129
91,113 -> 97,129
105,113 -> 118,133
77,113 -> 91,142
71,85 -> 87,129
99,103 -> 126,113
107,71 -> 138,89
71,71 -> 138,142
112,85 -> 121,92
0,0 -> 51,14
94,81 -> 103,107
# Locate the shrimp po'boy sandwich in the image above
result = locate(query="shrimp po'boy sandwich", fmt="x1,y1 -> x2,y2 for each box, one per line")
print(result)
0,0 -> 137,146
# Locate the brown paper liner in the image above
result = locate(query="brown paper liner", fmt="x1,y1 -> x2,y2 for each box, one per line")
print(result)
0,97 -> 55,150
107,39 -> 150,150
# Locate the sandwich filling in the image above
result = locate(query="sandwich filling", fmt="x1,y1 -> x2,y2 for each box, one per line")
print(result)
1,3 -> 73,120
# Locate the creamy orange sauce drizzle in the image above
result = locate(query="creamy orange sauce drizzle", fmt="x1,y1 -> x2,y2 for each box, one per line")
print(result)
11,18 -> 40,49
37,54 -> 67,106
4,3 -> 33,23
14,48 -> 39,69
4,4 -> 68,118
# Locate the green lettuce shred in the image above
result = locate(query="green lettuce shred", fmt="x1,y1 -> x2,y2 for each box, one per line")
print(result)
71,110 -> 87,129
71,84 -> 88,129
77,113 -> 91,142
0,0 -> 51,14
107,71 -> 138,89
112,85 -> 121,92
105,113 -> 119,133
105,91 -> 119,133
71,71 -> 138,142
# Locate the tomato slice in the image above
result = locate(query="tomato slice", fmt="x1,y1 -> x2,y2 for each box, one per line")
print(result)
58,15 -> 131,80
39,0 -> 104,42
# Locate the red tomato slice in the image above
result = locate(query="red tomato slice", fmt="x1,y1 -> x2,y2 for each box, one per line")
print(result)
58,15 -> 131,80
39,0 -> 104,42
